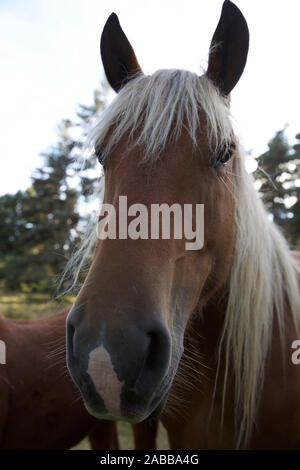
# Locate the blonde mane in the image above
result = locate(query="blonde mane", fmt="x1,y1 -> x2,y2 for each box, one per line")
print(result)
219,146 -> 300,447
64,69 -> 300,447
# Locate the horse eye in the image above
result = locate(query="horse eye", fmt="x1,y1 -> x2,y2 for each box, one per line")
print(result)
214,144 -> 235,168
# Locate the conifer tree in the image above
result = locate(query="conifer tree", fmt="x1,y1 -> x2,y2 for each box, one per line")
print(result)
255,129 -> 300,248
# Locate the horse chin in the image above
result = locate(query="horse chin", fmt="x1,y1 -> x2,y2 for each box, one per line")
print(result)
79,377 -> 171,423
82,396 -> 167,424
147,394 -> 169,420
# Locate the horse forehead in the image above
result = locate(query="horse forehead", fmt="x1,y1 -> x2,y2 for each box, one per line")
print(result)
109,120 -> 208,162
105,136 -> 210,192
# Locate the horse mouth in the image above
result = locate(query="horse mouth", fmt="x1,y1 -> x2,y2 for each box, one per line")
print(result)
78,376 -> 171,423
67,345 -> 172,423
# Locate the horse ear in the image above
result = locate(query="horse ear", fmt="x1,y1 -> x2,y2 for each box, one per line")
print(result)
206,1 -> 249,95
100,13 -> 143,93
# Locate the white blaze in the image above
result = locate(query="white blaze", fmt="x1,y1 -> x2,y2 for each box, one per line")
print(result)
87,345 -> 123,416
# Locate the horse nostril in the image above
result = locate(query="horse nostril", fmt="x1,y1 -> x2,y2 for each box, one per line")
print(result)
134,325 -> 171,396
145,330 -> 164,369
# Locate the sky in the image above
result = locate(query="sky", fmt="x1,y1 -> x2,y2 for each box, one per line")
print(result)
0,0 -> 299,195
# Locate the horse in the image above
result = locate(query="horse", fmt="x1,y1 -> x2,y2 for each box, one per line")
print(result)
0,308 -> 157,449
65,0 -> 300,449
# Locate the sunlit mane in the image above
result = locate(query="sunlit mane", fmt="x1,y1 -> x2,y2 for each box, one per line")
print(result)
63,69 -> 300,448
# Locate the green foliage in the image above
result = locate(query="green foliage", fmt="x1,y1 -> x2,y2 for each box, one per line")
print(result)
254,129 -> 300,248
0,191 -> 30,254
288,133 -> 300,248
21,119 -> 80,291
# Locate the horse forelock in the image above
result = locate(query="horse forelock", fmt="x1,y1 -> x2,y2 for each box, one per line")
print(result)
88,69 -> 233,164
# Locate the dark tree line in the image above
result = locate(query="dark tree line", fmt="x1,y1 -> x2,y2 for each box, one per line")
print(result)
0,89 -> 299,293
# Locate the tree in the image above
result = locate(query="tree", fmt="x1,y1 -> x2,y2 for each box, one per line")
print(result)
0,191 -> 33,290
18,119 -> 80,291
0,85 -> 108,292
254,129 -> 300,248
288,133 -> 300,248
0,192 -> 29,254
75,87 -> 108,199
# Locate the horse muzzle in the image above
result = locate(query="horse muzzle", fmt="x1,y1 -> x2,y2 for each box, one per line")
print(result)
66,308 -> 173,422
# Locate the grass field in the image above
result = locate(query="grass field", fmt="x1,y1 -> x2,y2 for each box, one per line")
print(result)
0,289 -> 74,320
0,288 -> 170,450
